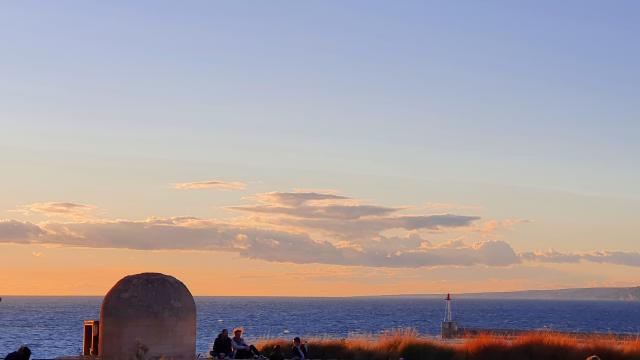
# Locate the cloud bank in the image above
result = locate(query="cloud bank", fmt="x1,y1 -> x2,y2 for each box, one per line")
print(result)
0,217 -> 518,267
1,191 -> 636,269
520,250 -> 640,268
1,217 -> 636,268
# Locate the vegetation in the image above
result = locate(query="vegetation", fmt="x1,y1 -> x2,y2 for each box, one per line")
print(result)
256,329 -> 640,360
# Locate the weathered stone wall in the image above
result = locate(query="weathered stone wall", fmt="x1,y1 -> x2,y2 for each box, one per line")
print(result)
99,273 -> 196,360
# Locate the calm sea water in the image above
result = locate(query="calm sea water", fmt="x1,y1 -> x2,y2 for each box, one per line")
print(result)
1,297 -> 639,358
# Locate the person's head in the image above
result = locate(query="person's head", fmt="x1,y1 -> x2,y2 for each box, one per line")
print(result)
221,329 -> 228,337
233,327 -> 243,338
18,346 -> 32,359
293,337 -> 301,345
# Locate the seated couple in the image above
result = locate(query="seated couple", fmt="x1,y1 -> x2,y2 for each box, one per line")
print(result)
269,337 -> 308,360
211,328 -> 262,359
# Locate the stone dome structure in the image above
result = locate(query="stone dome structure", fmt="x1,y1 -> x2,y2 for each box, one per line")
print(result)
99,273 -> 196,360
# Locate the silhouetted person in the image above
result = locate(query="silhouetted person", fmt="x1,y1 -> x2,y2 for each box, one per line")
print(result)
291,337 -> 308,360
231,327 -> 261,359
268,345 -> 284,360
4,346 -> 31,360
211,329 -> 233,359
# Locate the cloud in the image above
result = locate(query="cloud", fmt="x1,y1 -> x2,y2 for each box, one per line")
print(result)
231,204 -> 397,220
231,191 -> 396,220
254,191 -> 349,206
16,202 -> 96,218
0,220 -> 46,242
384,240 -> 520,267
0,218 -> 520,268
173,180 -> 246,190
520,250 -> 640,267
231,192 -> 479,240
0,191 -> 507,268
17,191 -> 629,270
471,219 -> 529,235
276,214 -> 480,240
0,212 -> 636,269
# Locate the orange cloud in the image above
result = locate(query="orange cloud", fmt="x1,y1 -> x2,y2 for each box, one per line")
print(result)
15,202 -> 96,219
173,180 -> 246,190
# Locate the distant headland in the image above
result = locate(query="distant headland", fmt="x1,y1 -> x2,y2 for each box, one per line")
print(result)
377,286 -> 640,301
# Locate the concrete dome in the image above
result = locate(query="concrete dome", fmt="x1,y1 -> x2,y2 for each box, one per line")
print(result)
99,273 -> 196,360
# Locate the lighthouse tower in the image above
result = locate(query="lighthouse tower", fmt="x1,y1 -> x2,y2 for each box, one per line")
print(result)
444,293 -> 452,322
441,293 -> 458,339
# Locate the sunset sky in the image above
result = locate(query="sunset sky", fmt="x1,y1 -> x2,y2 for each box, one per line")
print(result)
1,1 -> 639,296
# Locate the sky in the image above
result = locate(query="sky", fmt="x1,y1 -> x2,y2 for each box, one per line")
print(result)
0,1 -> 639,296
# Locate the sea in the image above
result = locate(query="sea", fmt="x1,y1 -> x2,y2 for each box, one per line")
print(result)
1,297 -> 639,358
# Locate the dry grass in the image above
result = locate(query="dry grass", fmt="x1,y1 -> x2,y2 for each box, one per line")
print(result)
255,329 -> 640,360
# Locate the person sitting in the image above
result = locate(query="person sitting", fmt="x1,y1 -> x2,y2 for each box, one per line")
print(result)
4,346 -> 31,360
231,327 -> 261,359
291,337 -> 308,360
268,345 -> 284,360
210,329 -> 233,359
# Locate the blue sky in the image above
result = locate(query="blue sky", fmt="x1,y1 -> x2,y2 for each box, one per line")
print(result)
0,1 -> 639,295
2,1 -> 639,197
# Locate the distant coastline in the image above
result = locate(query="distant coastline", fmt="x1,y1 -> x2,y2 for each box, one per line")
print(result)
376,286 -> 640,301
